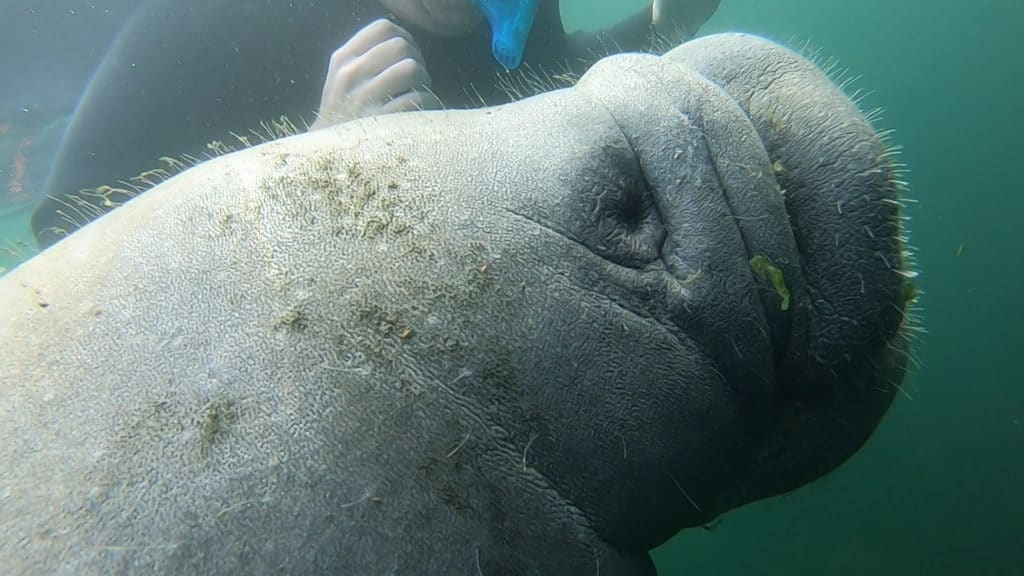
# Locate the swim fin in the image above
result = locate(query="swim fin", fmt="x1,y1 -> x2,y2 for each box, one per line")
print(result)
472,0 -> 541,70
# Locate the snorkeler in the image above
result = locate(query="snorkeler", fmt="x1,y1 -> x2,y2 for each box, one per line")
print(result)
31,0 -> 720,248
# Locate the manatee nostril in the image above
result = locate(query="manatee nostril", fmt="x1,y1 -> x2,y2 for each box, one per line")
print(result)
589,174 -> 666,268
611,185 -> 650,231
542,144 -> 667,269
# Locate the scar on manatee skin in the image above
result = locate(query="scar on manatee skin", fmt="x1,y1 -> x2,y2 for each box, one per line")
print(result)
30,287 -> 49,309
749,255 -> 790,311
522,432 -> 539,471
446,434 -> 472,459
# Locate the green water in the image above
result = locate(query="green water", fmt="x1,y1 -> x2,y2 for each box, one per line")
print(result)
2,1 -> 1021,574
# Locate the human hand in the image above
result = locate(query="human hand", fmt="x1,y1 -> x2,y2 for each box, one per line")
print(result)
652,0 -> 721,39
310,19 -> 441,131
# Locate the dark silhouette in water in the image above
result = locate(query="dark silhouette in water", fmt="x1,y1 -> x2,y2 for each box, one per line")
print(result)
29,0 -> 719,248
0,1 -> 138,216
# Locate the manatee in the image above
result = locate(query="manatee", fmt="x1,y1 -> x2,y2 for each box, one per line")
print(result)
0,33 -> 913,574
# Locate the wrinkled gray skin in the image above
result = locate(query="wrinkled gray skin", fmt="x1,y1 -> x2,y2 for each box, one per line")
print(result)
0,34 -> 910,574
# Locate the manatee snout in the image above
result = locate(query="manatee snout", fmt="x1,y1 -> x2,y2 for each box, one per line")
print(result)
515,34 -> 913,546
662,34 -> 912,506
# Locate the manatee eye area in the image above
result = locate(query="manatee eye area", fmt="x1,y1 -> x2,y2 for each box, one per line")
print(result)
584,169 -> 666,269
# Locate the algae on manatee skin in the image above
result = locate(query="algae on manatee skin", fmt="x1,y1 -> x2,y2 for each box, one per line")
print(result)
271,305 -> 305,330
750,254 -> 791,311
198,399 -> 238,458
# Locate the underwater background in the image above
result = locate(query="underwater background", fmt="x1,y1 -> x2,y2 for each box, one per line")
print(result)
1,1 -> 1020,574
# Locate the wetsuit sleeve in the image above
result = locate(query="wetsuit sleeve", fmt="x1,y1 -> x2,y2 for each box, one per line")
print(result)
563,0 -> 719,63
30,0 -> 386,248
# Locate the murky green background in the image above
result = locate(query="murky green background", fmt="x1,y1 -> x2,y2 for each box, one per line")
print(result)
2,1 -> 1021,574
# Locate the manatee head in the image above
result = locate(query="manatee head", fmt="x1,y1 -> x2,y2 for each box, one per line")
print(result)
0,34 -> 913,574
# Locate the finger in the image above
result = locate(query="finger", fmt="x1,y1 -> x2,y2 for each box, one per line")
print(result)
328,19 -> 420,68
349,57 -> 432,110
319,35 -> 425,113
315,19 -> 429,127
346,35 -> 426,89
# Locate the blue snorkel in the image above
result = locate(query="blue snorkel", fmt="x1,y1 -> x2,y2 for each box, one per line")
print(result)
472,0 -> 541,70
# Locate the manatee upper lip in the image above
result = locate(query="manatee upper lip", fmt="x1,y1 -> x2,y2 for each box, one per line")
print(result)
498,205 -> 700,353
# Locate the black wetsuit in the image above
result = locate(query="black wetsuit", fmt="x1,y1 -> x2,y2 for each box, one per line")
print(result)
31,0 -> 659,247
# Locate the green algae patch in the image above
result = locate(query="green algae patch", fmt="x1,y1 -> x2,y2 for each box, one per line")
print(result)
271,306 -> 305,330
198,399 -> 239,458
750,255 -> 790,311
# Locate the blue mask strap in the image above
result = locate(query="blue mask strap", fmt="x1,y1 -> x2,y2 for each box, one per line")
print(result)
472,0 -> 541,70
